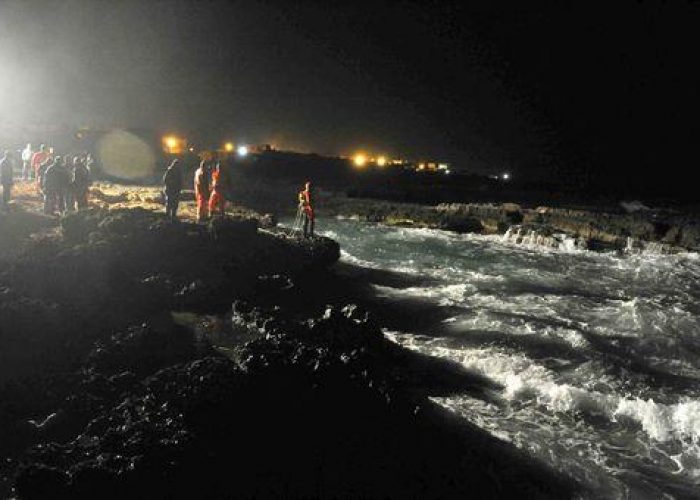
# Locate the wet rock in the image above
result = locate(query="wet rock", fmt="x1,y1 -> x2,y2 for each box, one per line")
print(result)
436,213 -> 484,233
0,209 -> 57,260
7,299 -> 575,499
259,212 -> 277,228
60,208 -> 106,244
14,464 -> 70,499
206,216 -> 258,240
87,318 -> 198,378
27,411 -> 65,432
1,203 -> 346,498
678,222 -> 700,249
69,464 -> 121,499
327,197 -> 700,252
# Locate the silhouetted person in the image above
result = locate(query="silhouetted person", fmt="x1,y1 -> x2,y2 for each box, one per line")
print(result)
71,156 -> 91,210
208,162 -> 225,219
21,143 -> 33,180
162,159 -> 183,221
42,157 -> 69,215
64,155 -> 75,211
298,180 -> 315,238
1,150 -> 15,210
194,160 -> 210,222
85,153 -> 96,173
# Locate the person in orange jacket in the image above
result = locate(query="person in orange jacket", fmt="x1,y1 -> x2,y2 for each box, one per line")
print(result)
31,144 -> 49,191
194,160 -> 210,222
208,162 -> 225,219
298,180 -> 314,238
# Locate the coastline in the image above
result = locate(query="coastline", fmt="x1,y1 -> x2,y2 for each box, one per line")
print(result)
0,185 -> 578,498
231,181 -> 700,254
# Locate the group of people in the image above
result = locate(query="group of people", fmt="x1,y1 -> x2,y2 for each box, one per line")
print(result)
162,159 -> 229,223
41,154 -> 92,214
161,158 -> 315,238
0,143 -> 93,215
4,142 -> 316,238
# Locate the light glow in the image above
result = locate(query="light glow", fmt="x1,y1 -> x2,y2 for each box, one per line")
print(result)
377,156 -> 387,167
163,136 -> 184,154
353,153 -> 367,167
237,145 -> 249,157
224,142 -> 234,153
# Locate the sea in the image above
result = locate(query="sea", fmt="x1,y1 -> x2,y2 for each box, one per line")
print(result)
313,216 -> 700,499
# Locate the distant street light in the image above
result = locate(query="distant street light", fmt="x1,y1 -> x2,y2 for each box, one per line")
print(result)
237,145 -> 249,157
224,142 -> 235,153
163,136 -> 184,154
353,153 -> 367,167
502,172 -> 510,180
377,156 -> 387,167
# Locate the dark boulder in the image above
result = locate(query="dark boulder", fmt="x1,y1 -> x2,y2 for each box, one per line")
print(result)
14,464 -> 70,500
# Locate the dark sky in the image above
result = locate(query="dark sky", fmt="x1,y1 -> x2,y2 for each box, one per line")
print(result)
1,0 -> 699,184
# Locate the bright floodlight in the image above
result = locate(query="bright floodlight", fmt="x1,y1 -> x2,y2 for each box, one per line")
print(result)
353,153 -> 367,167
237,145 -> 249,157
224,142 -> 234,153
377,156 -> 387,167
164,136 -> 178,149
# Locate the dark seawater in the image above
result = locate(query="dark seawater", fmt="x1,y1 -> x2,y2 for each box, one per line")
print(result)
302,217 -> 700,499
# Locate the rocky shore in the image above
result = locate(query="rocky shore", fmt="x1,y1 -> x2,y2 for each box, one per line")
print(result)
0,191 -> 579,498
313,195 -> 700,253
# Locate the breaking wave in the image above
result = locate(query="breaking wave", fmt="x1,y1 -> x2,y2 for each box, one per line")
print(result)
318,216 -> 700,498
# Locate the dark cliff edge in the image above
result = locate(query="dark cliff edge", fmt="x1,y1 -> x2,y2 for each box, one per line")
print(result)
0,204 -> 580,499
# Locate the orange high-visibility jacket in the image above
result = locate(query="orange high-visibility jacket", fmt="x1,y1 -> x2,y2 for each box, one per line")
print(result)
211,169 -> 222,191
299,187 -> 313,217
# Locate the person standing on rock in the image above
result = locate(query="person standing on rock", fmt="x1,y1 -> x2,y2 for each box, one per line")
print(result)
85,153 -> 96,174
1,150 -> 15,210
31,144 -> 49,190
71,156 -> 91,210
162,159 -> 183,221
208,161 -> 226,219
298,180 -> 315,238
21,143 -> 33,180
42,156 -> 69,215
64,156 -> 76,211
194,160 -> 210,222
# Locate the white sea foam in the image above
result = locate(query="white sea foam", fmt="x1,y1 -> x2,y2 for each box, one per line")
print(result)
327,217 -> 700,494
373,283 -> 474,306
318,230 -> 339,240
384,226 -> 456,242
339,249 -> 381,269
385,331 -> 700,446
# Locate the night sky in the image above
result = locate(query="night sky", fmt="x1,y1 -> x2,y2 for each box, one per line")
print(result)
1,1 -> 699,188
